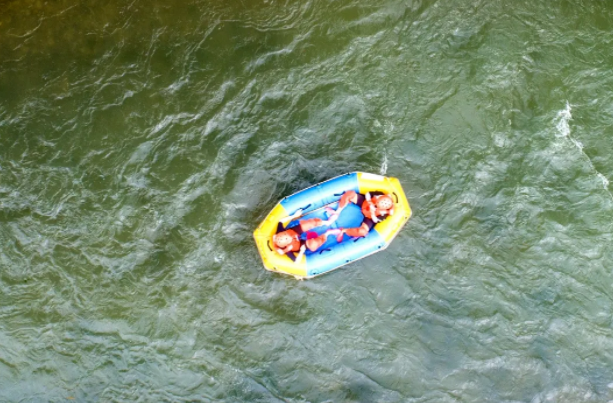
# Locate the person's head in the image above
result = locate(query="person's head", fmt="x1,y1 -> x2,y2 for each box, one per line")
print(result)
376,195 -> 394,210
273,231 -> 293,248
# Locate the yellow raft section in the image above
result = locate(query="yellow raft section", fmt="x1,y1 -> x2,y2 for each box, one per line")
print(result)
253,172 -> 412,278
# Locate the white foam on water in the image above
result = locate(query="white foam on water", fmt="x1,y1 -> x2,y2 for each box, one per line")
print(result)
380,154 -> 388,175
379,120 -> 394,176
554,102 -> 613,198
598,173 -> 610,189
555,102 -> 572,138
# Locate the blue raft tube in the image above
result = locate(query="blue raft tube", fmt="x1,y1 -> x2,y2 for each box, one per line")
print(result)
253,172 -> 412,279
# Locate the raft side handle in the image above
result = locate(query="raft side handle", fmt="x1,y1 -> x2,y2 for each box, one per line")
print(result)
392,192 -> 399,203
267,240 -> 273,251
294,204 -> 311,215
318,248 -> 332,255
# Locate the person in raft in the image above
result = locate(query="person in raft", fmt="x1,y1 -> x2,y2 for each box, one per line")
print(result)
328,190 -> 395,238
272,214 -> 342,262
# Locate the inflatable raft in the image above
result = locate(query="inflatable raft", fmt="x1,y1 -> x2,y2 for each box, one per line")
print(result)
253,172 -> 412,279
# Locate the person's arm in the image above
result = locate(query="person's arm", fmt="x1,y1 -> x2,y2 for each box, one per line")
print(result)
387,194 -> 395,216
279,209 -> 304,227
294,244 -> 306,263
370,203 -> 379,223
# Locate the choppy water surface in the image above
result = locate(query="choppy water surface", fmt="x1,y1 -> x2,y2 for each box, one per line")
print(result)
2,0 -> 613,401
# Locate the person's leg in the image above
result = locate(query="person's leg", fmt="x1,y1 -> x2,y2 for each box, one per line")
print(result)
355,194 -> 366,205
343,223 -> 369,238
323,228 -> 343,242
296,190 -> 367,234
338,190 -> 358,209
299,217 -> 326,232
325,191 -> 363,222
305,233 -> 328,251
343,218 -> 374,238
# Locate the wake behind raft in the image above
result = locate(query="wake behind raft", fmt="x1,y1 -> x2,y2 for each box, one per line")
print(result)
253,172 -> 412,279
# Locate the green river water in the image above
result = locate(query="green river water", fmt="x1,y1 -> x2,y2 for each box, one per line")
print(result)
2,0 -> 613,401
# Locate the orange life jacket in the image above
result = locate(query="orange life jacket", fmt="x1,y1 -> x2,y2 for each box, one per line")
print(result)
273,229 -> 301,254
361,196 -> 391,219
